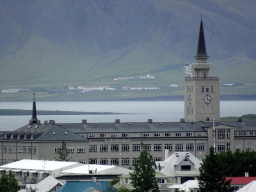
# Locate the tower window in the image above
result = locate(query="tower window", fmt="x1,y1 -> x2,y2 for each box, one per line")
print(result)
206,87 -> 209,92
211,86 -> 214,92
201,86 -> 204,92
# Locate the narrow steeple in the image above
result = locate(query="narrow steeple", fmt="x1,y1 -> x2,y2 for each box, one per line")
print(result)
29,93 -> 39,124
195,16 -> 208,59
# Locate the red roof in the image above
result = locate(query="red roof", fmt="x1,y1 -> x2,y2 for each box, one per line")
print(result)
226,177 -> 256,184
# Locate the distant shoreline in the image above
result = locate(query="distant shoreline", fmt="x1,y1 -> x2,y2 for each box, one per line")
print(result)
0,109 -> 124,116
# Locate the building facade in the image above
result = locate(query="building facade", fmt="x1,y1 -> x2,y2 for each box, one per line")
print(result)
0,19 -> 255,169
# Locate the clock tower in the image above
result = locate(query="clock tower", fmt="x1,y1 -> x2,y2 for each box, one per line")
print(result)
184,18 -> 220,122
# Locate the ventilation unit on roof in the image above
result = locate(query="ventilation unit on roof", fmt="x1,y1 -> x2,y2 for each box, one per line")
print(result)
180,118 -> 185,123
94,123 -> 98,126
82,119 -> 87,124
115,119 -> 120,124
186,153 -> 190,157
148,119 -> 152,123
52,132 -> 56,135
127,123 -> 131,125
59,124 -> 62,126
28,126 -> 31,129
89,170 -> 93,174
44,121 -> 48,125
159,123 -> 162,125
64,132 -> 68,135
175,153 -> 179,157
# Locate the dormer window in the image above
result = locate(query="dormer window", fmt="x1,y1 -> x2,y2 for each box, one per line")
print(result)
181,165 -> 191,171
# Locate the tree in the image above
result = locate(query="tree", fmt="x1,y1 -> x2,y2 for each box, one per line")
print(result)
55,141 -> 72,161
0,171 -> 20,192
197,146 -> 237,192
118,186 -> 130,192
103,182 -> 117,192
130,143 -> 159,192
110,177 -> 120,186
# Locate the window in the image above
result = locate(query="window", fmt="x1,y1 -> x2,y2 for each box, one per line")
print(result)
154,144 -> 162,151
227,142 -> 230,151
247,142 -> 252,151
175,144 -> 183,151
186,143 -> 194,151
27,147 -> 32,155
187,86 -> 193,93
186,133 -> 192,137
218,142 -> 225,152
111,134 -> 117,138
154,157 -> 162,161
3,146 -> 7,154
157,179 -> 165,184
100,144 -> 108,152
239,132 -> 243,136
32,146 -> 37,155
165,133 -> 171,137
132,133 -> 139,137
100,134 -> 106,138
197,143 -> 205,151
250,132 -> 254,136
122,158 -> 130,165
110,158 -> 119,165
67,147 -> 75,153
89,145 -> 97,152
176,133 -> 181,137
89,134 -> 96,138
100,158 -> 108,165
125,178 -> 129,184
132,158 -> 139,164
211,86 -> 214,92
132,144 -> 141,151
165,144 -> 173,151
143,133 -> 150,137
111,144 -> 119,152
227,129 -> 231,139
54,147 -> 61,153
154,133 -> 161,137
181,165 -> 191,171
201,86 -> 204,92
17,146 -> 22,154
206,87 -> 209,92
145,144 -> 151,151
8,146 -> 12,154
77,147 -> 86,153
121,144 -> 130,152
218,129 -> 225,139
89,158 -> 97,164
236,143 -> 241,150
122,133 -> 128,137
23,146 -> 26,154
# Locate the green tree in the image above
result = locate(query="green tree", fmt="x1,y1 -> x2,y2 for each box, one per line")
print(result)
0,171 -> 20,192
110,177 -> 120,186
118,186 -> 130,192
54,141 -> 72,161
130,143 -> 159,192
197,146 -> 237,192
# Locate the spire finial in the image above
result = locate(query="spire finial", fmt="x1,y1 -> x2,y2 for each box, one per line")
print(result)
195,17 -> 208,58
33,93 -> 35,102
30,93 -> 38,124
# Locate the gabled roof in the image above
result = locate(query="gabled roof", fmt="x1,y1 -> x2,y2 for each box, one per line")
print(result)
56,181 -> 115,192
159,152 -> 202,177
237,180 -> 256,192
226,177 -> 256,184
26,176 -> 63,192
60,164 -> 132,176
175,180 -> 199,192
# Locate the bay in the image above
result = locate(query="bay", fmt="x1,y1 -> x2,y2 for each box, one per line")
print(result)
0,101 -> 255,131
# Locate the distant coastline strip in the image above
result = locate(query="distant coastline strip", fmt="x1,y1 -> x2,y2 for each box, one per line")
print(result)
0,109 -> 123,116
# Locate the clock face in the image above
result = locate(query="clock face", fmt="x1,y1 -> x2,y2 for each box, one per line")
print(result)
203,94 -> 212,104
188,95 -> 192,104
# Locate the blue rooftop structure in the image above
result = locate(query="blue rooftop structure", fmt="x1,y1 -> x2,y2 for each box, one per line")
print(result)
56,181 -> 116,192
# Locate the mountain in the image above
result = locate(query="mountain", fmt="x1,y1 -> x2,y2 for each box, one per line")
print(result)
0,0 -> 255,101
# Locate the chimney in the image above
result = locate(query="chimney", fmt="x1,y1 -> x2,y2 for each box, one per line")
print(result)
245,172 -> 249,177
82,119 -> 87,124
148,119 -> 153,123
180,118 -> 185,123
49,120 -> 55,125
115,119 -> 120,124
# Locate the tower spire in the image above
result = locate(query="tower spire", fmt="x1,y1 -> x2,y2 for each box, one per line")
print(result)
195,16 -> 208,59
29,93 -> 39,124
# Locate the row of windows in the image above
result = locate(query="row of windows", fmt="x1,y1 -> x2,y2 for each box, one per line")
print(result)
236,142 -> 252,151
83,132 -> 199,138
1,145 -> 37,155
213,129 -> 231,140
88,143 -> 205,153
54,147 -> 85,154
235,132 -> 256,136
202,86 -> 214,93
87,157 -> 164,166
201,106 -> 214,114
187,86 -> 214,93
